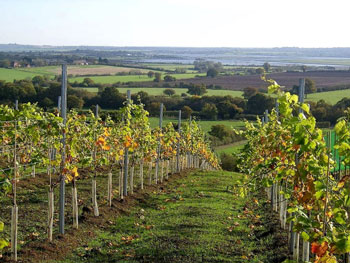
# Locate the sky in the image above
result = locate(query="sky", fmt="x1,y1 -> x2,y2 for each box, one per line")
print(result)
0,0 -> 349,48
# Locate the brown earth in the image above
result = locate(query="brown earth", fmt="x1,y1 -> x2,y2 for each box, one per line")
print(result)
139,71 -> 350,91
1,166 -> 189,263
49,66 -> 148,76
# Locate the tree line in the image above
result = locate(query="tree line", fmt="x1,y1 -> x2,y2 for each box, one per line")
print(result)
0,76 -> 348,125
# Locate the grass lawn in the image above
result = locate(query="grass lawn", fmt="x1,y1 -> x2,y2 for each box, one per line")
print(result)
0,68 -> 47,81
70,73 -> 205,84
306,89 -> 350,104
215,140 -> 246,155
53,170 -> 288,263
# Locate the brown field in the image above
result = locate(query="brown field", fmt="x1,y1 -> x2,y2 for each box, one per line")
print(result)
49,65 -> 148,76
158,71 -> 350,91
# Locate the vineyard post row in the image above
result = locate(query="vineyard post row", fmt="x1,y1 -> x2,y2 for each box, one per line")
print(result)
237,72 -> 350,262
1,64 -> 220,262
263,78 -> 310,262
59,63 -> 67,235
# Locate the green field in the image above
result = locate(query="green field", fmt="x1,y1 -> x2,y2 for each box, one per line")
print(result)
70,73 -> 205,84
215,141 -> 246,155
149,117 -> 246,133
79,87 -> 243,97
306,89 -> 350,104
0,68 -> 50,81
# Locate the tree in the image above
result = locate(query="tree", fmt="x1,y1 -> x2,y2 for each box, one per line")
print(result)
67,95 -> 84,109
0,59 -> 10,68
163,88 -> 176,96
305,78 -> 316,94
217,100 -> 243,119
148,102 -> 166,116
255,68 -> 264,74
207,68 -> 219,78
200,103 -> 218,120
246,93 -> 275,115
32,75 -> 46,87
154,72 -> 162,82
97,87 -> 124,109
82,78 -> 95,87
40,97 -> 54,108
243,87 -> 258,99
147,71 -> 155,78
175,68 -> 186,74
136,91 -> 149,104
164,75 -> 176,82
187,84 -> 207,96
209,124 -> 231,140
263,62 -> 271,72
181,106 -> 193,119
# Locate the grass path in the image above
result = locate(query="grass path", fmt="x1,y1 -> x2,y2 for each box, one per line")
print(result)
57,170 -> 288,263
215,140 -> 247,155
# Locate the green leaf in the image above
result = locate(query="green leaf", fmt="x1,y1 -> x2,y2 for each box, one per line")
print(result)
315,190 -> 324,200
301,231 -> 309,241
0,238 -> 9,250
301,103 -> 310,114
0,221 -> 3,232
336,236 -> 350,253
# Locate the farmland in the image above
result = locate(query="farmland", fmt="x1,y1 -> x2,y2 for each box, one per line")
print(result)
306,89 -> 350,104
0,65 -> 163,82
79,87 -> 243,97
172,71 -> 350,91
69,72 -> 205,84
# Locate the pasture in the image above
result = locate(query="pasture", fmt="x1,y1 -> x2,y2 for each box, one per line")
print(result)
70,73 -> 205,84
78,87 -> 243,97
306,89 -> 350,104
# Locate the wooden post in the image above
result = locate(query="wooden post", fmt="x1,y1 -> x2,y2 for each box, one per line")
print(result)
140,159 -> 144,190
160,160 -> 164,183
302,239 -> 309,262
119,165 -> 123,199
123,90 -> 131,196
148,160 -> 152,185
176,110 -> 181,172
166,159 -> 169,180
92,105 -> 99,216
92,179 -> 99,216
72,185 -> 78,229
48,190 -> 54,241
293,232 -> 300,262
11,205 -> 18,262
130,165 -> 134,194
11,108 -> 18,261
59,63 -> 67,234
108,172 -> 113,207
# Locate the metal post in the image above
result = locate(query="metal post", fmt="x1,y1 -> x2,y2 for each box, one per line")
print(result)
58,96 -> 61,112
264,109 -> 269,123
59,64 -> 67,234
299,78 -> 305,114
176,110 -> 182,172
156,103 -> 163,183
123,90 -> 131,196
15,100 -> 18,110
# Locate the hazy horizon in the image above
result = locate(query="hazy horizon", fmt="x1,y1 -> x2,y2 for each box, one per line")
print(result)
1,0 -> 350,48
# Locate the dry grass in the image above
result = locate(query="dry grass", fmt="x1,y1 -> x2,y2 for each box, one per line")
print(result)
48,66 -> 149,76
